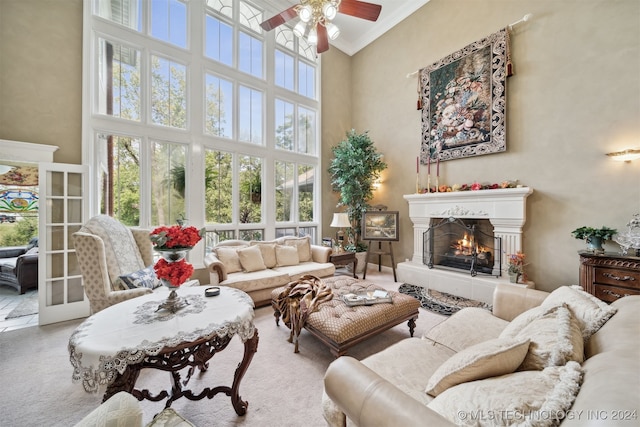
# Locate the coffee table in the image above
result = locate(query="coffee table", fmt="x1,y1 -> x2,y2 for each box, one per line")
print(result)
68,286 -> 258,415
271,276 -> 420,357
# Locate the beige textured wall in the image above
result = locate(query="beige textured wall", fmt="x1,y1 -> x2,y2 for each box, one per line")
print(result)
321,48 -> 354,240
0,0 -> 82,165
339,0 -> 640,291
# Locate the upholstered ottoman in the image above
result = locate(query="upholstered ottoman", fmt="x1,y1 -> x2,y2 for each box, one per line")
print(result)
271,276 -> 420,357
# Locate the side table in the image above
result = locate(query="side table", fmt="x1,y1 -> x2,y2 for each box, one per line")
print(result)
329,251 -> 358,278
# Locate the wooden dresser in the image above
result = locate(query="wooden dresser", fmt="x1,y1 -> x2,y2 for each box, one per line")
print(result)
579,251 -> 640,303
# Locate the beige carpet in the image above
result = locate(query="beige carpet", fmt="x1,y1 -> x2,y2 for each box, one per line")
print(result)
0,272 -> 446,426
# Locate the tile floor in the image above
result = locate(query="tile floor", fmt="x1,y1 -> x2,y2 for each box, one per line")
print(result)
0,286 -> 38,333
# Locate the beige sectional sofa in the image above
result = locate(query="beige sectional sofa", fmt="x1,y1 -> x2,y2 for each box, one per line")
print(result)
323,284 -> 640,426
204,236 -> 335,307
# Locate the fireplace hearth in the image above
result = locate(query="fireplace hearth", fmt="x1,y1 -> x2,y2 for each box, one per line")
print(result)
424,217 -> 502,276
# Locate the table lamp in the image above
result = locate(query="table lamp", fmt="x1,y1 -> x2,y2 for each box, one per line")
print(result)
330,212 -> 351,252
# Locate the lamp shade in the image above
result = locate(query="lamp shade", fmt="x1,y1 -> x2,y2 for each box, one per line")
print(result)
330,213 -> 351,228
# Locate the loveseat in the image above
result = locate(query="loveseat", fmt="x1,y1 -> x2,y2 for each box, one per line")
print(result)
204,236 -> 335,307
0,238 -> 39,294
323,284 -> 640,426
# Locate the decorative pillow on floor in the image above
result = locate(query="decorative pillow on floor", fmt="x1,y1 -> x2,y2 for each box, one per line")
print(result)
283,236 -> 312,262
117,266 -> 158,289
541,285 -> 617,339
237,245 -> 267,272
216,247 -> 243,274
427,361 -> 584,427
500,304 -> 584,370
425,337 -> 530,397
275,245 -> 300,266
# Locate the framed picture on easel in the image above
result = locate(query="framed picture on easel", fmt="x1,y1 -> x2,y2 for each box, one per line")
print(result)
361,211 -> 399,241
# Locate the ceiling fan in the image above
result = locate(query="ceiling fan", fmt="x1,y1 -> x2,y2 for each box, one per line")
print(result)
260,0 -> 382,54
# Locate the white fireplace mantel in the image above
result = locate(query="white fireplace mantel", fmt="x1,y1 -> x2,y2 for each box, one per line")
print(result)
397,187 -> 533,304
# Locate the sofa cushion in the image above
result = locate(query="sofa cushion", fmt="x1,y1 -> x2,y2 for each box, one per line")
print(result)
273,261 -> 335,281
283,236 -> 312,262
216,247 -> 243,274
237,245 -> 266,272
428,361 -> 584,426
425,337 -> 530,397
500,304 -> 584,371
250,241 -> 277,268
275,245 -> 299,266
221,269 -> 290,294
424,307 -> 508,352
0,257 -> 18,269
541,285 -> 617,340
117,266 -> 158,290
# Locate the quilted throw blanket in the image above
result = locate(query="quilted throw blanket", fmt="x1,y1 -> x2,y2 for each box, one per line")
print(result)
274,275 -> 333,353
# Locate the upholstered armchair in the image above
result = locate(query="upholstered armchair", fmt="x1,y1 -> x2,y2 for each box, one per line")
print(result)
73,215 -> 155,314
0,237 -> 39,294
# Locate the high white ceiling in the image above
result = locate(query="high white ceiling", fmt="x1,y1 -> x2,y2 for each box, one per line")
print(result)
259,0 -> 431,56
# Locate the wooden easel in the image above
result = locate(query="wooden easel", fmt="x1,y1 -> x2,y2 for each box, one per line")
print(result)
362,205 -> 397,281
362,240 -> 397,282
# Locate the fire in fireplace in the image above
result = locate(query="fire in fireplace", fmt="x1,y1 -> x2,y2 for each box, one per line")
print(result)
423,217 -> 502,276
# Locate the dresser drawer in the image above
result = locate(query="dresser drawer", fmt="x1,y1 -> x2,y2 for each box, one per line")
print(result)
594,267 -> 640,289
594,283 -> 640,303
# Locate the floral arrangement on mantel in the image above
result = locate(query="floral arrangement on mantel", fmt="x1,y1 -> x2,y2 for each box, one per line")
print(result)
507,251 -> 527,283
150,224 -> 205,287
418,180 -> 523,194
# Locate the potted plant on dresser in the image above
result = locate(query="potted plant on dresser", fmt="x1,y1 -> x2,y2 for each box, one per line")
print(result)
571,226 -> 617,254
328,129 -> 387,273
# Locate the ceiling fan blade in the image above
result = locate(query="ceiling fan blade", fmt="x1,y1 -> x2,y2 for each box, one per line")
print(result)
338,0 -> 382,21
317,24 -> 329,54
260,6 -> 298,31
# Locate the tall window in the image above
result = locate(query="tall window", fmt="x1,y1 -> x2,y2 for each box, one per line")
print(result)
85,0 -> 321,255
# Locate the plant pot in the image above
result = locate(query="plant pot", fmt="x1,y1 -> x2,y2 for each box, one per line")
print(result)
586,236 -> 604,254
508,272 -> 521,283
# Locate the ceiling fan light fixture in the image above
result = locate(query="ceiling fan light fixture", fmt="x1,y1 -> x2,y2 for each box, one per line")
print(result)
293,20 -> 307,37
322,2 -> 338,21
326,22 -> 340,40
308,26 -> 318,45
298,5 -> 313,22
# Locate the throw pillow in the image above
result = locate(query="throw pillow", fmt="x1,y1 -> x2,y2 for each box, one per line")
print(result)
283,236 -> 312,262
428,361 -> 584,427
237,245 -> 267,272
215,247 -> 243,274
117,266 -> 158,289
541,285 -> 617,340
425,337 -> 530,397
250,242 -> 277,268
500,304 -> 584,371
275,245 -> 299,267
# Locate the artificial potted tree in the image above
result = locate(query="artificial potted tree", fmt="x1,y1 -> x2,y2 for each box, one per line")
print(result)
571,226 -> 617,253
328,130 -> 387,273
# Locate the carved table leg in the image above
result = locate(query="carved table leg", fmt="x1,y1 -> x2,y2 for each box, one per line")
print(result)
103,363 -> 143,403
230,329 -> 260,415
408,317 -> 417,337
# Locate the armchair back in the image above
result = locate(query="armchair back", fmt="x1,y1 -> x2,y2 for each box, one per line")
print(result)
73,215 -> 153,313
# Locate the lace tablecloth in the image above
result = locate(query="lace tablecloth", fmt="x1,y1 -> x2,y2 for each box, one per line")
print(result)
68,286 -> 255,392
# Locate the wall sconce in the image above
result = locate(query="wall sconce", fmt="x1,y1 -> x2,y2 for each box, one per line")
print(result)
606,148 -> 640,162
372,178 -> 382,190
330,212 -> 351,252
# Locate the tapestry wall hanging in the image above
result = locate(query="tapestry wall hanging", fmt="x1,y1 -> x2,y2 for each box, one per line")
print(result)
419,28 -> 510,163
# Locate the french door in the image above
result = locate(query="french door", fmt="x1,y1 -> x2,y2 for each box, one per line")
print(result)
38,162 -> 90,325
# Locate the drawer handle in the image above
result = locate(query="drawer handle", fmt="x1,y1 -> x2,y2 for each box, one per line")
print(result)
602,272 -> 635,282
602,289 -> 629,299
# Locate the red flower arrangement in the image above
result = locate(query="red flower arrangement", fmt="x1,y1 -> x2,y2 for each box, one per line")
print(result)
154,258 -> 194,287
150,225 -> 204,249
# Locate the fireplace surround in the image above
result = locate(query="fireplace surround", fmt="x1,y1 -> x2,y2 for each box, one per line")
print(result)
397,187 -> 533,304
